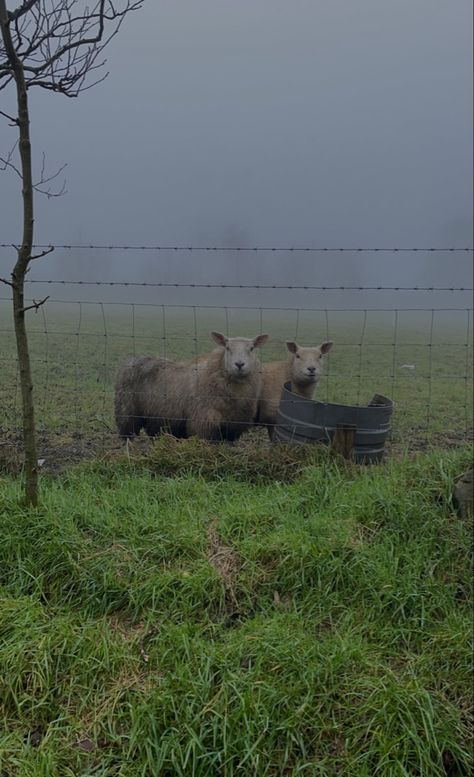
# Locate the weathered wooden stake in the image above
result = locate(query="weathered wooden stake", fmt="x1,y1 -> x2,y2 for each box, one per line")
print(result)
332,423 -> 356,460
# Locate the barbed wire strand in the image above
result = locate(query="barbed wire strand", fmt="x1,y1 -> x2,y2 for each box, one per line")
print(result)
1,243 -> 472,252
16,279 -> 474,291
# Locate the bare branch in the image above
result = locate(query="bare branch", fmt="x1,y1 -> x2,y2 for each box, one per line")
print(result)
19,294 -> 49,313
1,1 -> 144,97
33,157 -> 67,196
8,1 -> 41,23
0,107 -> 18,122
1,141 -> 67,197
30,245 -> 54,260
34,176 -> 67,196
0,0 -> 144,507
0,139 -> 21,175
0,75 -> 14,92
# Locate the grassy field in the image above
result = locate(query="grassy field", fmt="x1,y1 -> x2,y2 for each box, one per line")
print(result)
0,301 -> 472,775
0,302 -> 472,462
0,442 -> 472,776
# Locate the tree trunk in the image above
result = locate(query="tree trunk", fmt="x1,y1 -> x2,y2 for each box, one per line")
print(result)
1,0 -> 38,506
12,276 -> 38,507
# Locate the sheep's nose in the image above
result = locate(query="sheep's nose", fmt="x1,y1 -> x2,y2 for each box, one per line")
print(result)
307,366 -> 316,374
235,361 -> 245,370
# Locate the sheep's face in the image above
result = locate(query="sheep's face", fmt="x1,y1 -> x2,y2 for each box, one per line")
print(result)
211,332 -> 269,378
286,340 -> 333,385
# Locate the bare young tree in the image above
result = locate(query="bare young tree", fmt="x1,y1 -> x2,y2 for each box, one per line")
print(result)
0,1 -> 143,505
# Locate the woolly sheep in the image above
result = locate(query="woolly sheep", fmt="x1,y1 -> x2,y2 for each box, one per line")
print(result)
257,340 -> 333,435
114,331 -> 269,442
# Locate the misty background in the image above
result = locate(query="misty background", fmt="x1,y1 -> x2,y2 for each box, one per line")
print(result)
0,0 -> 472,311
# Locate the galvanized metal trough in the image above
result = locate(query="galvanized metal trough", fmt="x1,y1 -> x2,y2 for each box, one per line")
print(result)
273,382 -> 394,463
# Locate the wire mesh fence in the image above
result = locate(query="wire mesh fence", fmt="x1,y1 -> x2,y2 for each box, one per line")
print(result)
1,242 -> 472,462
1,290 -> 472,464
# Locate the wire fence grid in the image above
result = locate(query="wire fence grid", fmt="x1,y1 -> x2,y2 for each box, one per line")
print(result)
0,245 -> 472,458
0,286 -> 472,461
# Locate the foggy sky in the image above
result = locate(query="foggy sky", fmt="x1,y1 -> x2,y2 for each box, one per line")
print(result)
0,0 -> 472,307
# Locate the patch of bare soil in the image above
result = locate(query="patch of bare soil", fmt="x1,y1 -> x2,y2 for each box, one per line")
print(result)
0,428 -> 153,474
1,425 -> 472,477
206,517 -> 242,604
393,428 -> 473,454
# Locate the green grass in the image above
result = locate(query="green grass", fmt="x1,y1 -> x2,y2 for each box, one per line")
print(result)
0,301 -> 472,772
0,304 -> 472,455
0,443 -> 472,775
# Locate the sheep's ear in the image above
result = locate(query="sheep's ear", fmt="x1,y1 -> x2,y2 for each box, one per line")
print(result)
320,341 -> 333,354
252,334 -> 269,348
211,331 -> 228,347
286,341 -> 298,354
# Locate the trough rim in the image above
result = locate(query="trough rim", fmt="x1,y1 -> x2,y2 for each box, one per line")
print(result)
279,382 -> 394,412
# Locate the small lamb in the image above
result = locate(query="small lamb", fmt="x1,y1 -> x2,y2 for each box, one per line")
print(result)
115,331 -> 268,442
257,340 -> 333,434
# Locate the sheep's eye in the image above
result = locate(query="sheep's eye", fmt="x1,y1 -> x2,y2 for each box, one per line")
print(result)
226,346 -> 231,352
250,346 -> 254,352
295,354 -> 300,359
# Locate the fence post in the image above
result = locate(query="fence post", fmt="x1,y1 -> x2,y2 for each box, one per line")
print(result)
332,423 -> 356,460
